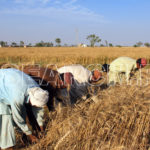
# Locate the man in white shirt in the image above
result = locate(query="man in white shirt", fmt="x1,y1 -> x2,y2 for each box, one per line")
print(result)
57,64 -> 102,103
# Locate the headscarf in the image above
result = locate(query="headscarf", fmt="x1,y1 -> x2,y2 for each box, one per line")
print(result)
28,87 -> 49,107
91,70 -> 102,82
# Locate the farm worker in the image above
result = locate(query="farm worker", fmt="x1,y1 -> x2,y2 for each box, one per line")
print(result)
57,64 -> 102,103
108,57 -> 147,85
22,66 -> 74,110
0,68 -> 49,150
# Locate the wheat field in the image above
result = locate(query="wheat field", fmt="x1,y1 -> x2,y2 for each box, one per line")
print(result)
0,47 -> 150,150
1,47 -> 150,67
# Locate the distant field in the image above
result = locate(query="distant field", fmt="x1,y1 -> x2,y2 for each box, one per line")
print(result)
0,47 -> 150,67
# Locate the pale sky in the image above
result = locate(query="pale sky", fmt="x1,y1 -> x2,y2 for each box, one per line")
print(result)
0,0 -> 150,46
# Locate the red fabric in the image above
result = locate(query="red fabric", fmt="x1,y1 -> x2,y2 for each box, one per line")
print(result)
141,58 -> 147,67
64,72 -> 74,86
93,70 -> 102,81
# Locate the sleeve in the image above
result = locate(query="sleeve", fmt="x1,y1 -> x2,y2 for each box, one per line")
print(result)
125,71 -> 130,81
109,71 -> 117,83
126,63 -> 135,81
11,101 -> 32,135
31,106 -> 44,126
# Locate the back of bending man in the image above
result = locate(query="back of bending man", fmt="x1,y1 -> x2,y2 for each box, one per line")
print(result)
108,57 -> 147,85
58,64 -> 102,103
0,68 -> 49,150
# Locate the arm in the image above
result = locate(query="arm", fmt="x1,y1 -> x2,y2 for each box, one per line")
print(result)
31,106 -> 44,129
126,71 -> 130,82
126,63 -> 136,81
11,101 -> 39,143
11,101 -> 32,135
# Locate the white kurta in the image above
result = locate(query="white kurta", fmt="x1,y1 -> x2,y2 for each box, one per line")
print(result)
58,65 -> 92,103
58,64 -> 91,84
109,57 -> 137,84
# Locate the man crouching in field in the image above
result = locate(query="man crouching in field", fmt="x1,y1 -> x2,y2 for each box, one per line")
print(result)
22,65 -> 74,108
57,64 -> 102,103
108,57 -> 147,86
0,68 -> 49,150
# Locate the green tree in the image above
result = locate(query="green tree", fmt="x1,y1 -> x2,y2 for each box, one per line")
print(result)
133,44 -> 138,47
45,42 -> 53,47
136,41 -> 143,47
55,38 -> 61,47
144,42 -> 150,47
0,41 -> 7,47
116,45 -> 122,48
27,43 -> 32,47
35,41 -> 53,47
100,44 -> 105,47
4,41 -> 8,47
109,43 -> 113,47
20,41 -> 24,47
11,42 -> 17,47
105,40 -> 108,47
64,43 -> 68,47
86,34 -> 101,47
35,41 -> 45,47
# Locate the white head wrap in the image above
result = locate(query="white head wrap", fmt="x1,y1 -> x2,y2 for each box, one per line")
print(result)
28,87 -> 49,107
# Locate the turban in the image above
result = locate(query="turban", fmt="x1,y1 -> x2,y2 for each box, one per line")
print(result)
141,58 -> 147,67
137,58 -> 147,68
92,70 -> 102,82
28,87 -> 49,107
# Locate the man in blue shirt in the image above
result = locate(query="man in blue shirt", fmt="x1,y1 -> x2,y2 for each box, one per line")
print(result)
0,68 -> 49,150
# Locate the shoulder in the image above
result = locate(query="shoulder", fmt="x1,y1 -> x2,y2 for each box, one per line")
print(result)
111,57 -> 135,64
58,64 -> 82,72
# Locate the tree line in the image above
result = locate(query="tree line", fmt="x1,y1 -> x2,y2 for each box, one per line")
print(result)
0,35 -> 150,47
0,38 -> 61,47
